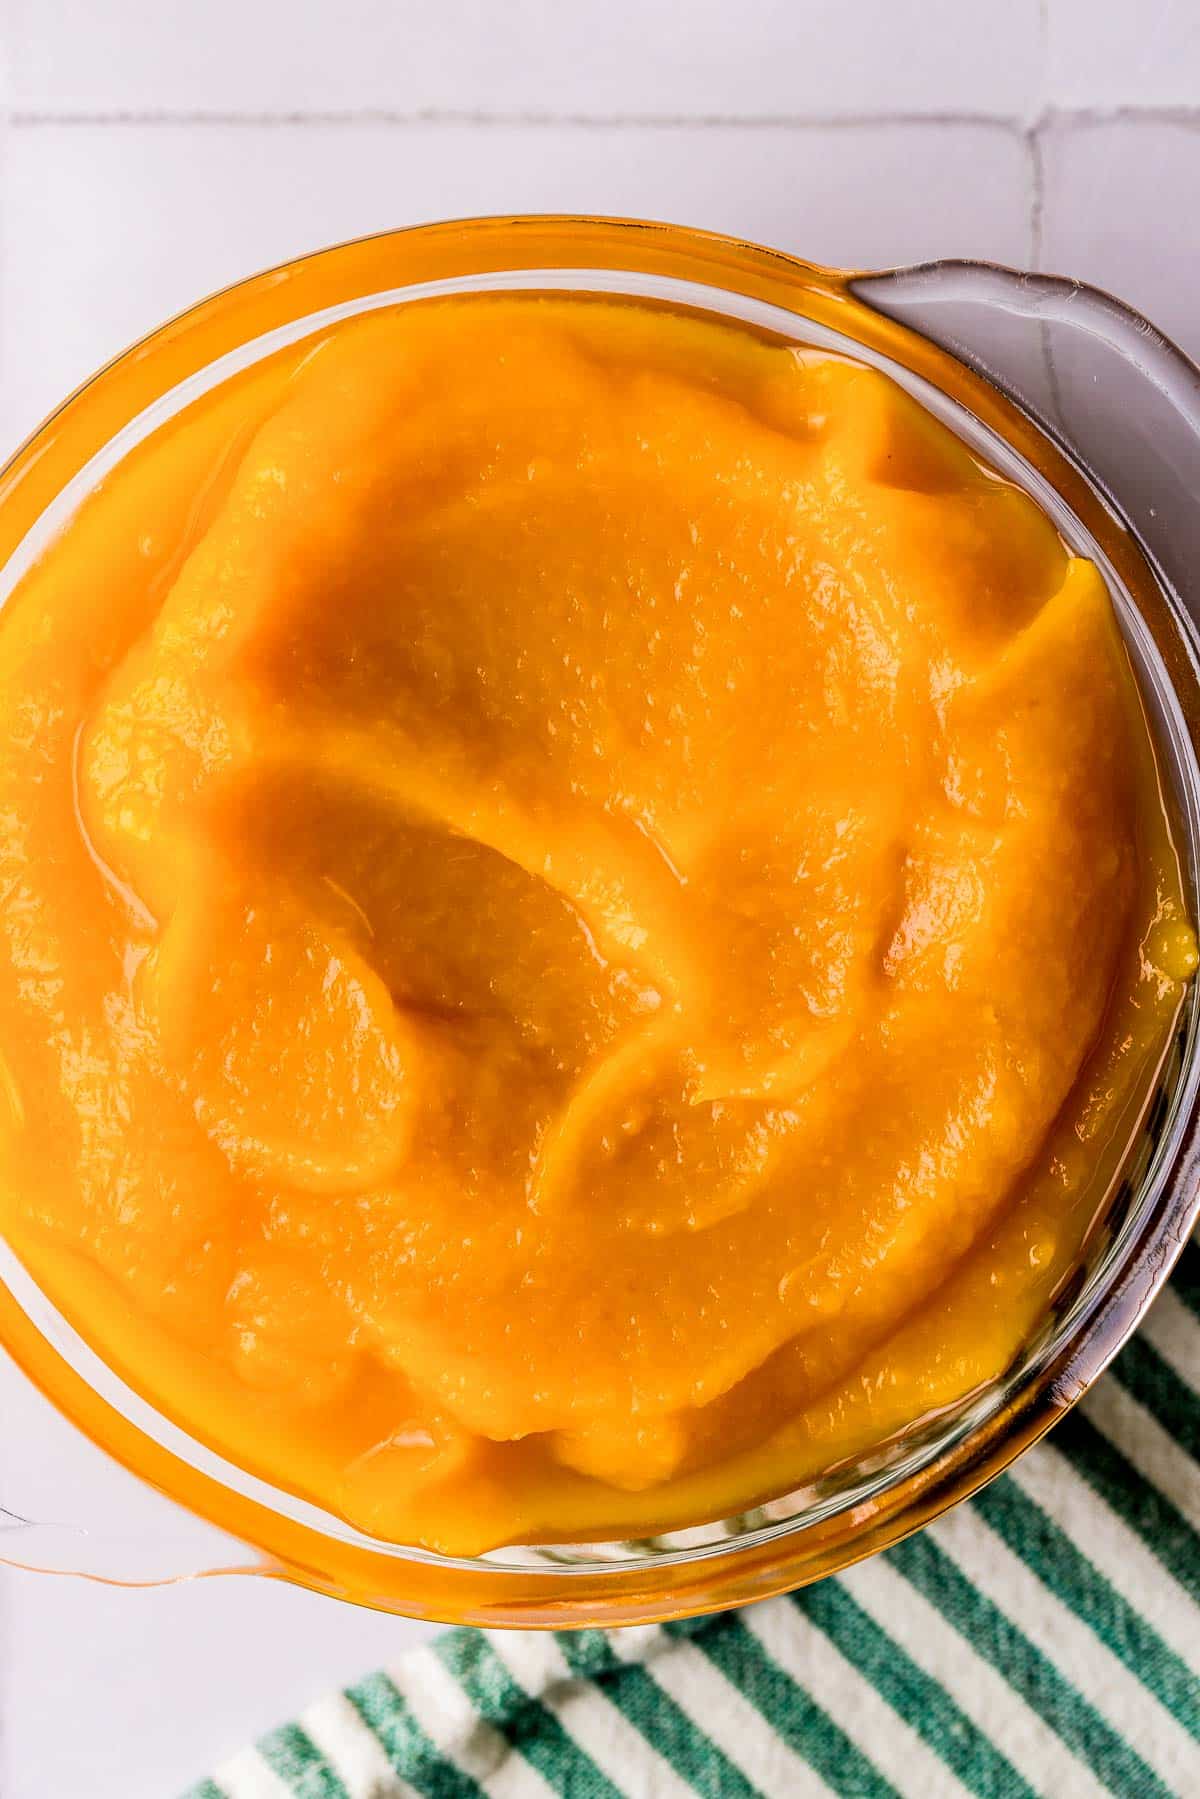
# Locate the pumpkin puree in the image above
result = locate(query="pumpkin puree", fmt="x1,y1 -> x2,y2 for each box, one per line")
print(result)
0,296 -> 1193,1554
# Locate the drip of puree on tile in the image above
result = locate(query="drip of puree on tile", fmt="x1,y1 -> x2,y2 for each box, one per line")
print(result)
0,295 -> 1193,1554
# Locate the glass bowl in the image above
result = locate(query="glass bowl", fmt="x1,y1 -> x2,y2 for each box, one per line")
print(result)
2,216 -> 1199,1628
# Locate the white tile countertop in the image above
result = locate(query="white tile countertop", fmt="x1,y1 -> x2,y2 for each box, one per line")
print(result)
1,2 -> 1199,1793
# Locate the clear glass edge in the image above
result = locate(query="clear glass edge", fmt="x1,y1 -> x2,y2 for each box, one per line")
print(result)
1,244 -> 1197,1589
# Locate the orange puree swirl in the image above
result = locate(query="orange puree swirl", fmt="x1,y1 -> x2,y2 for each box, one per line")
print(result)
0,296 -> 1192,1553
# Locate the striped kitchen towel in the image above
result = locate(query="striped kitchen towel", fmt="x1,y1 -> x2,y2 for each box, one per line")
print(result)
185,1242 -> 1200,1799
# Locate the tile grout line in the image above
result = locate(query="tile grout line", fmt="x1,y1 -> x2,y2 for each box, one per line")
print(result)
6,105 -> 1023,130
1026,123 -> 1046,270
1024,0 -> 1049,268
1023,112 -> 1068,430
6,102 -> 1200,131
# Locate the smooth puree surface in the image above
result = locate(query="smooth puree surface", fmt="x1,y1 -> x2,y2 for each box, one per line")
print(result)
0,295 -> 1193,1554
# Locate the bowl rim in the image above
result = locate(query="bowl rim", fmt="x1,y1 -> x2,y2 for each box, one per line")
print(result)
2,212 -> 1199,1627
